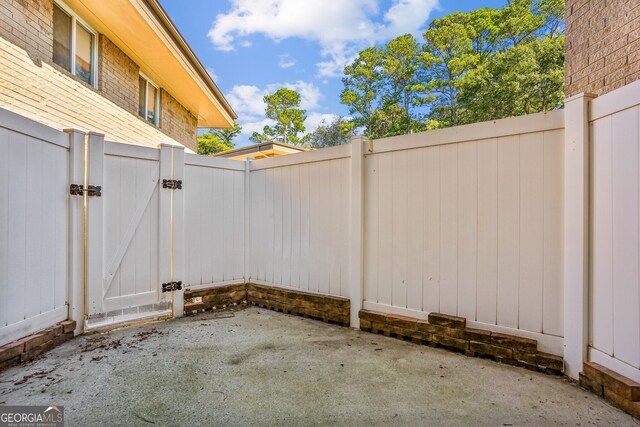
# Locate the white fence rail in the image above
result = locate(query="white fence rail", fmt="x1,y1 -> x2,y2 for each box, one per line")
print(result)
0,109 -> 69,346
589,81 -> 640,382
363,112 -> 565,354
248,145 -> 351,298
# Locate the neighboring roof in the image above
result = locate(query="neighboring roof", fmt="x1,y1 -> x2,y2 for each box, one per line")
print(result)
215,141 -> 308,160
63,0 -> 237,128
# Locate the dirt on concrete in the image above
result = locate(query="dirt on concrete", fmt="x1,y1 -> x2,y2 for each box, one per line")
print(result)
0,306 -> 637,426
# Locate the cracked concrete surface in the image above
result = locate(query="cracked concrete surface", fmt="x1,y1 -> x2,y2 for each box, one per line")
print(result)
0,307 -> 637,426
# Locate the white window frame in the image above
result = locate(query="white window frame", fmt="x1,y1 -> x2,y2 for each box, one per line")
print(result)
139,72 -> 161,126
53,0 -> 98,87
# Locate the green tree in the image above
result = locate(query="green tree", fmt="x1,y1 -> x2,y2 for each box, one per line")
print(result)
460,0 -> 565,122
369,104 -> 410,139
462,35 -> 564,122
381,34 -> 427,125
340,0 -> 565,135
196,123 -> 241,155
213,123 -> 242,145
197,132 -> 233,156
261,88 -> 307,145
340,47 -> 385,138
418,8 -> 498,127
249,132 -> 269,144
304,117 -> 354,149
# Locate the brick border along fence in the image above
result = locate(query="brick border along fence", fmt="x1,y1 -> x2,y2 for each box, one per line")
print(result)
183,284 -> 562,374
184,283 -> 351,327
1,284 -> 638,420
0,320 -> 76,371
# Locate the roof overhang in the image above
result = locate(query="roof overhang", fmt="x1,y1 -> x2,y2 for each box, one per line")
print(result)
63,0 -> 236,128
215,141 -> 308,160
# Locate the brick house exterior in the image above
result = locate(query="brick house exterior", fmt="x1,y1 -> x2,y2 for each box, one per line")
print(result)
0,0 -> 234,152
565,0 -> 640,97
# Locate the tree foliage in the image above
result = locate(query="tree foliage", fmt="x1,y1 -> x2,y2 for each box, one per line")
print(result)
340,0 -> 565,139
196,124 -> 242,155
259,88 -> 307,145
303,117 -> 354,149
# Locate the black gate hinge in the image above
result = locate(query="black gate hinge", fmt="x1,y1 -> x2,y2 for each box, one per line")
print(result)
162,281 -> 182,293
70,184 -> 102,197
162,179 -> 182,190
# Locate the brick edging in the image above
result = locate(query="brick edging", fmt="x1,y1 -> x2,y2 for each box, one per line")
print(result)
359,309 -> 563,374
580,362 -> 640,419
0,320 -> 76,372
184,283 -> 350,327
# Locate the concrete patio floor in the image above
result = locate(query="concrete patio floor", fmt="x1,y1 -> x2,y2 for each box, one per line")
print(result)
0,307 -> 637,426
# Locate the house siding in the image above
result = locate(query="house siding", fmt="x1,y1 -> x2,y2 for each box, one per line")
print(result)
565,0 -> 640,97
0,0 -> 53,64
160,90 -> 198,152
0,36 -> 181,148
98,35 -> 140,116
0,0 -> 199,151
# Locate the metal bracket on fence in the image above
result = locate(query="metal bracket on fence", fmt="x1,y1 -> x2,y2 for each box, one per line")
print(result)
70,184 -> 102,197
162,281 -> 182,293
162,179 -> 182,190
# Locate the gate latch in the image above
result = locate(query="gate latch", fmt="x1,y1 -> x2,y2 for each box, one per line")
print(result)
162,281 -> 182,293
70,184 -> 102,197
162,179 -> 182,190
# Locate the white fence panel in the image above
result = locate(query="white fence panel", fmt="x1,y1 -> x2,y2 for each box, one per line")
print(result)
363,111 -> 565,354
249,146 -> 351,298
0,109 -> 69,346
589,82 -> 640,382
183,154 -> 245,290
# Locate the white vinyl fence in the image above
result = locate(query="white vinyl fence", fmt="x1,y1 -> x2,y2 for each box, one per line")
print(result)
248,146 -> 351,298
184,154 -> 245,290
363,112 -> 565,354
589,82 -> 640,382
1,80 -> 640,385
0,109 -> 69,346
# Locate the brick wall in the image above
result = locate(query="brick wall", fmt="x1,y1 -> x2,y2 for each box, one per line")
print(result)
565,0 -> 640,97
98,35 -> 140,115
0,37 -> 182,148
0,0 -> 53,64
0,0 -> 199,151
160,90 -> 198,152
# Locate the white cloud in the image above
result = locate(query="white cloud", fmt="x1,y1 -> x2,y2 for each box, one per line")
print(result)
239,118 -> 276,136
278,53 -> 296,69
208,0 -> 439,77
225,85 -> 266,120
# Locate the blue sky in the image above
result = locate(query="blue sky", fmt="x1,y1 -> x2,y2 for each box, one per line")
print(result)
160,0 -> 506,147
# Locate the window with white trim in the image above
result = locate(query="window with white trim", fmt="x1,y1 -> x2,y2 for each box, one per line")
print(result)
52,1 -> 97,86
138,74 -> 160,126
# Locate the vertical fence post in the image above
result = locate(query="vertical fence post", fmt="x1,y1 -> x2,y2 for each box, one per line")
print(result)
349,136 -> 366,328
66,129 -> 86,334
159,144 -> 185,319
172,146 -> 185,318
244,158 -> 253,284
159,144 -> 172,313
563,92 -> 596,379
86,132 -> 104,318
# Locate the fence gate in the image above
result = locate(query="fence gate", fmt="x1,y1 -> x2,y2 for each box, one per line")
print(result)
80,138 -> 184,329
